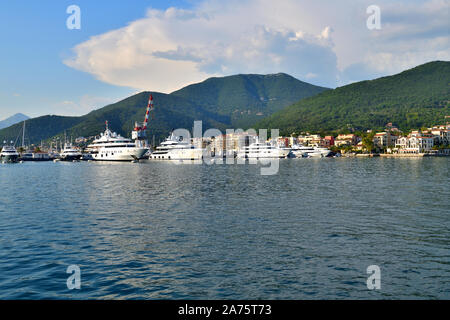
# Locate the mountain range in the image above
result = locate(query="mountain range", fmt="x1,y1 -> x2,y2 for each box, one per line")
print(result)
0,113 -> 29,130
0,61 -> 448,146
257,61 -> 449,135
0,74 -> 328,145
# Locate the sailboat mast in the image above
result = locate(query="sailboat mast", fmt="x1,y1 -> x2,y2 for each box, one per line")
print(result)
22,120 -> 26,148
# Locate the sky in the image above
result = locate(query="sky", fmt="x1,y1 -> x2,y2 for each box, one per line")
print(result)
0,0 -> 448,120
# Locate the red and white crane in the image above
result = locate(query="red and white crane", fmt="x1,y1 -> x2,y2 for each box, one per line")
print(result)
132,94 -> 154,146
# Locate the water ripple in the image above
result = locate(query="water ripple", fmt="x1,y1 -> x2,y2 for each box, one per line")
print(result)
0,158 -> 448,299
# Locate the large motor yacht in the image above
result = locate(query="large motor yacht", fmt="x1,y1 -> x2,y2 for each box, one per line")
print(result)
237,141 -> 291,159
290,144 -> 331,158
86,123 -> 149,161
86,94 -> 154,161
149,133 -> 204,160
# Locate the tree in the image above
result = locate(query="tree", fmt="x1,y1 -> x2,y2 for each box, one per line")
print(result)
362,132 -> 375,153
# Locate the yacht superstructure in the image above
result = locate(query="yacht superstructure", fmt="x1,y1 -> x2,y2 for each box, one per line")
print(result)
290,144 -> 331,158
150,133 -> 204,160
237,141 -> 291,159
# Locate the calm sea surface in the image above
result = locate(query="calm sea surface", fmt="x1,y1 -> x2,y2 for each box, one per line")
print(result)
0,158 -> 448,299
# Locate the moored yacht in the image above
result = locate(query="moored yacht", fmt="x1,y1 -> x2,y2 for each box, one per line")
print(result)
290,144 -> 331,158
237,141 -> 290,159
149,133 -> 204,160
60,143 -> 82,161
308,147 -> 332,158
87,94 -> 153,161
86,123 -> 149,161
1,144 -> 20,163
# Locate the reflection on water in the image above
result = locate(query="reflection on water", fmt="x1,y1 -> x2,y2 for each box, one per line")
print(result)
0,158 -> 448,299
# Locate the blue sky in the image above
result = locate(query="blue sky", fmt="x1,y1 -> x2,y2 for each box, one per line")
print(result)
0,0 -> 193,119
0,0 -> 448,120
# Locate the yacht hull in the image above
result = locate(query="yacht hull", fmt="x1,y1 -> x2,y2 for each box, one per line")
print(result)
149,149 -> 204,160
20,158 -> 52,162
237,150 -> 290,159
306,150 -> 331,158
92,147 -> 148,161
1,154 -> 19,163
60,154 -> 82,161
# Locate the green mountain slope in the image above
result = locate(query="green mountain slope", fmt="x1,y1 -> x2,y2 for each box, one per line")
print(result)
171,73 -> 329,128
257,61 -> 450,134
61,92 -> 231,142
0,73 -> 327,145
0,115 -> 84,146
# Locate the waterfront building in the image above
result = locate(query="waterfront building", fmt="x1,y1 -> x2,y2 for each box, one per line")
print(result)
335,134 -> 359,147
385,122 -> 401,133
322,136 -> 334,147
373,131 -> 398,148
297,134 -> 323,146
288,136 -> 297,147
227,132 -> 258,153
210,135 -> 227,157
207,131 -> 258,156
276,137 -> 290,147
429,127 -> 450,145
355,141 -> 365,151
395,131 -> 434,153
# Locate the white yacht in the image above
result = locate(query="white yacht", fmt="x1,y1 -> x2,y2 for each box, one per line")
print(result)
290,144 -> 331,158
237,141 -> 291,159
1,144 -> 20,163
308,147 -> 332,158
87,123 -> 149,161
149,133 -> 204,160
60,143 -> 82,161
87,94 -> 153,162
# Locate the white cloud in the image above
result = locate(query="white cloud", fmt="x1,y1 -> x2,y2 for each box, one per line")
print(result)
305,72 -> 318,79
55,95 -> 121,116
64,0 -> 450,91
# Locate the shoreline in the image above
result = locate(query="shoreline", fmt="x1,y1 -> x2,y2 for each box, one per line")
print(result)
345,153 -> 450,158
